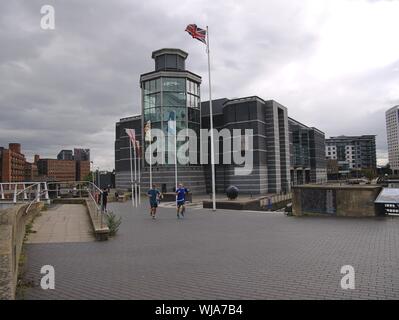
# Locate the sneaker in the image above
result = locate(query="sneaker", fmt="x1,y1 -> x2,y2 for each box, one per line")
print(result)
177,213 -> 180,219
152,216 -> 156,220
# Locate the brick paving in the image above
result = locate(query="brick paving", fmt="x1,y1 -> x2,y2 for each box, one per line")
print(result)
20,201 -> 399,300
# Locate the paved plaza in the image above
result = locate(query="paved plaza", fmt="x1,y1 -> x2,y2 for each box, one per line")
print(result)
20,201 -> 399,300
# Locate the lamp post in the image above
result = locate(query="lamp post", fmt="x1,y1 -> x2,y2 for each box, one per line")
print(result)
90,161 -> 95,186
97,167 -> 101,189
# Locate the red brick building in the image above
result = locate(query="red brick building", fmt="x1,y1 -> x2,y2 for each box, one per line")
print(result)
37,158 -> 77,182
76,160 -> 90,181
0,143 -> 26,182
24,161 -> 39,181
1,143 -> 92,183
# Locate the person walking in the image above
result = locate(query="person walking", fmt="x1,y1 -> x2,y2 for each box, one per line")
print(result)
147,184 -> 161,220
176,183 -> 189,219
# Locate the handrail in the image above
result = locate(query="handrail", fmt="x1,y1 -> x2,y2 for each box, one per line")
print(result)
0,182 -> 42,186
46,181 -> 104,194
25,189 -> 50,214
24,181 -> 104,215
15,182 -> 42,199
3,181 -> 105,222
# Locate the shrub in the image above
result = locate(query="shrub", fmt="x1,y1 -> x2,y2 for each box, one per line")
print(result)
105,211 -> 122,236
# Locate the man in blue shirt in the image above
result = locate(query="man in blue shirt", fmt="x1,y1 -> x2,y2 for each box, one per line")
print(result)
147,184 -> 161,220
176,183 -> 189,219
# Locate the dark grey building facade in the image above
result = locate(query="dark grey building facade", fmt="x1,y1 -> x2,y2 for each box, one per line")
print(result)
201,97 -> 291,194
57,150 -> 73,160
289,118 -> 327,185
73,148 -> 90,161
114,48 -> 327,195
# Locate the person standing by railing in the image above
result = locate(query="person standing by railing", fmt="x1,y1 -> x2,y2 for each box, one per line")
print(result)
101,187 -> 108,212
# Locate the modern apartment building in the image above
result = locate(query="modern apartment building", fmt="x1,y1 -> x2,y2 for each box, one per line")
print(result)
115,48 -> 327,194
386,105 -> 399,173
325,135 -> 377,171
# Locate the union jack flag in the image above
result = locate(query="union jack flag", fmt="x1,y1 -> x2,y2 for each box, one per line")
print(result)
185,24 -> 207,44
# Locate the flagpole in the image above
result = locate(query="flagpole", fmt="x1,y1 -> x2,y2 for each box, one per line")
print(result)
175,130 -> 178,204
129,138 -> 135,207
206,26 -> 216,211
138,142 -> 141,205
133,139 -> 137,208
149,123 -> 153,188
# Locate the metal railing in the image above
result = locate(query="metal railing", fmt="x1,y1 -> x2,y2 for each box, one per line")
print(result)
0,182 -> 50,204
259,192 -> 292,208
1,181 -> 105,226
46,181 -> 105,228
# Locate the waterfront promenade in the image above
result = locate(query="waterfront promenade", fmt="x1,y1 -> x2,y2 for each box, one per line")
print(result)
20,201 -> 399,299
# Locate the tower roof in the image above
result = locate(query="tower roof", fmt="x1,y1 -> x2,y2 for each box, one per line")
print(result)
151,48 -> 188,60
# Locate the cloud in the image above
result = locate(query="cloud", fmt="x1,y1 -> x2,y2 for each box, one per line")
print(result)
0,0 -> 398,169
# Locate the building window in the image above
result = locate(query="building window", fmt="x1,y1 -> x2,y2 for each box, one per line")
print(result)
163,78 -> 185,92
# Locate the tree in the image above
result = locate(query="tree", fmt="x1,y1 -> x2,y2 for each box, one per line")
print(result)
84,171 -> 94,183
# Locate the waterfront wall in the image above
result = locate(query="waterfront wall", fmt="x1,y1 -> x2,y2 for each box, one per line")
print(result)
292,185 -> 382,217
0,202 -> 43,300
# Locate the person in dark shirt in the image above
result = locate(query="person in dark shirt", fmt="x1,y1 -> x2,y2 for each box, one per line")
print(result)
147,184 -> 161,220
176,183 -> 189,219
101,188 -> 109,212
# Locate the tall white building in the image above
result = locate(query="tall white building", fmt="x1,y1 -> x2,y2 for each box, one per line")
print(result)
386,105 -> 399,173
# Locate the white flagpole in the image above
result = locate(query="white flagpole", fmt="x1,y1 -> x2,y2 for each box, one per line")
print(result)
133,138 -> 137,208
129,138 -> 135,207
138,142 -> 141,205
175,128 -> 178,200
206,26 -> 216,211
149,124 -> 153,188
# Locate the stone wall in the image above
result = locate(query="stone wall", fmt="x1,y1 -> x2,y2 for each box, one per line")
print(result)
203,193 -> 292,211
292,185 -> 382,217
0,202 -> 43,300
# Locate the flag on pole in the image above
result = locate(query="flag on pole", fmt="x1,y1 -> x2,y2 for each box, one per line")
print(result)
185,24 -> 216,211
144,120 -> 152,142
125,128 -> 136,145
135,140 -> 141,158
185,24 -> 207,44
167,111 -> 176,135
125,128 -> 136,207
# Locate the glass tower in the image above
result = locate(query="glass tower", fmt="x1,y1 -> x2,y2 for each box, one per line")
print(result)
140,48 -> 202,165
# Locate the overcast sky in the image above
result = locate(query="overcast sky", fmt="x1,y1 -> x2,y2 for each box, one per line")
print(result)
1,0 -> 398,170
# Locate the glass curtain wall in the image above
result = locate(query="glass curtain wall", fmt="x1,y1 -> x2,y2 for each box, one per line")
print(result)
143,77 -> 201,165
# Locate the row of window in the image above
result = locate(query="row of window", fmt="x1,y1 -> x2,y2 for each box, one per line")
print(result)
143,92 -> 200,109
141,121 -> 201,132
144,107 -> 200,123
143,78 -> 200,96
